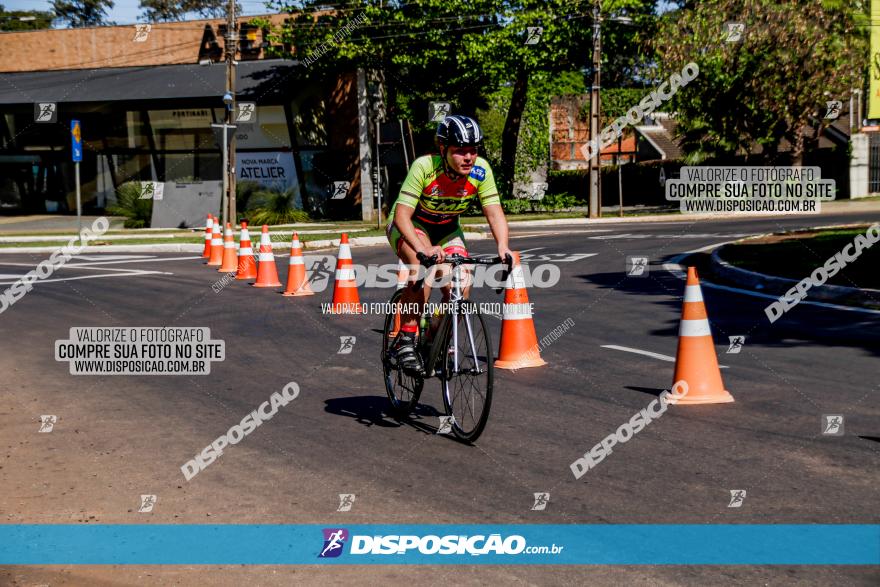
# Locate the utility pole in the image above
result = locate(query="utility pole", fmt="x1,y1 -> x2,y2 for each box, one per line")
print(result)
588,0 -> 602,219
225,0 -> 238,227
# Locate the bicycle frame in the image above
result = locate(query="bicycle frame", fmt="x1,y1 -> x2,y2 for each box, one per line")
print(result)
421,263 -> 483,379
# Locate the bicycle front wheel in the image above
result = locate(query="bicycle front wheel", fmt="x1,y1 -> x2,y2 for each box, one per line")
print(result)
439,303 -> 493,442
381,289 -> 423,415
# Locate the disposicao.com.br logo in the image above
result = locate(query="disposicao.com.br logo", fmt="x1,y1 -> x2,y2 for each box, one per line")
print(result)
318,529 -> 563,558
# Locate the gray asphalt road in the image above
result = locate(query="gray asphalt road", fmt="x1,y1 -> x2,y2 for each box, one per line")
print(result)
1,210 -> 878,585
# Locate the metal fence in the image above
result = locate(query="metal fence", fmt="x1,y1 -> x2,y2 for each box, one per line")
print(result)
870,133 -> 880,193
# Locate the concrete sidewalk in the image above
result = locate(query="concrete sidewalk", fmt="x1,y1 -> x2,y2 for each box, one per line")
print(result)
2,200 -> 876,253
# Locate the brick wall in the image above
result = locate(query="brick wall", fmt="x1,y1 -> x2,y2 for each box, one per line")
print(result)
0,14 -> 290,73
550,96 -> 590,171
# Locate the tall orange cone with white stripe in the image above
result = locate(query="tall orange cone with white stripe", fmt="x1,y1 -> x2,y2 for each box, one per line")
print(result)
495,252 -> 547,369
282,233 -> 314,296
202,214 -> 214,258
235,221 -> 257,280
329,233 -> 362,314
207,221 -> 223,266
218,222 -> 238,272
253,225 -> 282,287
671,267 -> 734,404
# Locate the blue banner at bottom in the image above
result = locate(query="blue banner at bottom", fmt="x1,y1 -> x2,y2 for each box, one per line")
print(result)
1,525 -> 877,565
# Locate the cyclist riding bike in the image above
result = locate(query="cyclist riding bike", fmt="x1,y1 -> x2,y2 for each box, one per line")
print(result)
387,114 -> 513,375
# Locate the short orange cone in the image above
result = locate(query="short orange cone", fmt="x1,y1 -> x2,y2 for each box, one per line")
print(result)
218,222 -> 238,272
253,225 -> 282,287
235,221 -> 257,280
202,214 -> 213,258
671,267 -> 734,404
495,252 -> 547,369
282,233 -> 314,296
329,233 -> 362,314
207,222 -> 223,266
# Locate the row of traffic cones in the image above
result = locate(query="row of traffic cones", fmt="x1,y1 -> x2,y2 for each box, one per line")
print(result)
199,216 -> 734,403
202,214 -> 313,295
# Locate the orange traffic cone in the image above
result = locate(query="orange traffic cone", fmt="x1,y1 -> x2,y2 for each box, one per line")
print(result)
202,214 -> 213,258
329,233 -> 362,314
495,253 -> 547,370
671,267 -> 734,404
235,221 -> 257,280
253,225 -> 282,287
207,222 -> 223,266
283,233 -> 314,296
218,222 -> 238,272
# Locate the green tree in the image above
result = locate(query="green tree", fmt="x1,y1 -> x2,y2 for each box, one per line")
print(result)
182,0 -> 227,18
265,0 -> 657,196
0,4 -> 54,30
653,0 -> 867,163
139,0 -> 184,21
52,0 -> 114,27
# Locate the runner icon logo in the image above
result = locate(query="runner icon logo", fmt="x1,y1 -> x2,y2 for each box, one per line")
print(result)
525,27 -> 543,45
726,336 -> 746,354
38,415 -> 57,433
627,256 -> 649,277
728,490 -> 746,508
429,102 -> 451,122
236,103 -> 256,123
35,103 -> 57,123
305,255 -> 336,292
337,494 -> 355,512
319,528 -> 349,558
824,101 -> 842,120
138,494 -> 157,513
337,336 -> 356,354
822,415 -> 844,436
724,22 -> 745,42
436,416 -> 454,435
531,492 -> 549,511
133,24 -> 151,42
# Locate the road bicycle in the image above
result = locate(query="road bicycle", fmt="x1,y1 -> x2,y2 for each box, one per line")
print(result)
381,252 -> 511,442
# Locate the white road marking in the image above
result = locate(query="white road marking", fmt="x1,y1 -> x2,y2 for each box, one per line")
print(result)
0,270 -> 169,285
72,255 -> 154,261
590,233 -> 752,240
512,229 -> 613,238
0,255 -> 180,285
601,344 -> 728,368
65,256 -> 201,267
664,248 -> 880,317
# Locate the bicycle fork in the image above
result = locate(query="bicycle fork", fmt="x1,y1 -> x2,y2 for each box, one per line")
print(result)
449,265 -> 483,376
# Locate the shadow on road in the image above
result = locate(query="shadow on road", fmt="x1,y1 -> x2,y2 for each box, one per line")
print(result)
625,386 -> 667,398
324,395 -> 445,435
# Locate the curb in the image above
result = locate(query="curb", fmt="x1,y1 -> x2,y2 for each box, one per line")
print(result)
0,232 -> 489,255
469,210 -> 819,229
709,237 -> 880,309
0,243 -> 206,254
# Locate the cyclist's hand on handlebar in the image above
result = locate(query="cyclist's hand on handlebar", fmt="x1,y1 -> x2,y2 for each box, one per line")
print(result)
420,245 -> 445,264
497,245 -> 515,267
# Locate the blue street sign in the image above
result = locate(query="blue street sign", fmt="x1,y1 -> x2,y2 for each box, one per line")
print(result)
71,120 -> 82,162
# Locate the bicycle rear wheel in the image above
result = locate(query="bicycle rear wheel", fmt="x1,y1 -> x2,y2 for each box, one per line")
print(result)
381,289 -> 423,415
439,302 -> 493,442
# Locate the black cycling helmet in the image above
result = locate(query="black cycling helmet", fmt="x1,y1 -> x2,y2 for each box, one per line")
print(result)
436,114 -> 483,148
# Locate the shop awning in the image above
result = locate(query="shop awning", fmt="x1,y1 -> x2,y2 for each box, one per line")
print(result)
0,59 -> 300,105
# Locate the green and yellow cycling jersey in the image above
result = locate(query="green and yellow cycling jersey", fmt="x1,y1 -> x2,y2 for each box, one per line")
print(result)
390,154 -> 501,227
